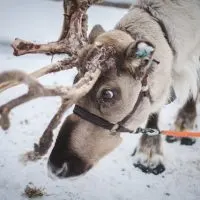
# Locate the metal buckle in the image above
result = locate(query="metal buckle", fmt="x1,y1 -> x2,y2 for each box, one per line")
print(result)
135,127 -> 160,136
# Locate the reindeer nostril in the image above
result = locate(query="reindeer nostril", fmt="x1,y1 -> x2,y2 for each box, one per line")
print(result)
47,160 -> 69,179
55,163 -> 68,177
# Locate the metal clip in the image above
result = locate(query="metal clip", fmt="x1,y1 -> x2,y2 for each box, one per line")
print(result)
135,127 -> 160,136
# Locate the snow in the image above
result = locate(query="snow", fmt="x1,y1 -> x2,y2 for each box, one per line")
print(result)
0,0 -> 200,200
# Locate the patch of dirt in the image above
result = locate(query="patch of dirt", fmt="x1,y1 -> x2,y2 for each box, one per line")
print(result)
23,183 -> 46,198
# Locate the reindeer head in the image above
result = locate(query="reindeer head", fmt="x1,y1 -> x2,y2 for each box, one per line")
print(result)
48,25 -> 156,178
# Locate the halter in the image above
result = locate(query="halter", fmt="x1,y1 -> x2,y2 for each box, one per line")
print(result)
73,59 -> 159,134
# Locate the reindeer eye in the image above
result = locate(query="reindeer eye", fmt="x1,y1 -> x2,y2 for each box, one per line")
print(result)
97,87 -> 120,106
101,89 -> 114,100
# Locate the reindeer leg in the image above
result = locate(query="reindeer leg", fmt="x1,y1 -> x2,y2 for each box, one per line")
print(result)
172,97 -> 197,145
132,113 -> 165,175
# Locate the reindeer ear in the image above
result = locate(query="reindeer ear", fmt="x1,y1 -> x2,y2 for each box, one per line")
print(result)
88,24 -> 105,44
125,41 -> 156,78
126,40 -> 155,61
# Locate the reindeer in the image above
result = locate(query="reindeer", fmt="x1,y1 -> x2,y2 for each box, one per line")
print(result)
0,0 -> 200,178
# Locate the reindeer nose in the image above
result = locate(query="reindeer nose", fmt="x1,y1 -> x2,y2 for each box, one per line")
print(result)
47,114 -> 93,178
48,156 -> 92,178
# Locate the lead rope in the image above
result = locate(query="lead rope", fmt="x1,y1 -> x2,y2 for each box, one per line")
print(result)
135,127 -> 200,138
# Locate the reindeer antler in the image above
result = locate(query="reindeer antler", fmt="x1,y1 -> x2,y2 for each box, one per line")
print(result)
0,0 -> 110,161
0,64 -> 101,153
0,56 -> 78,93
0,0 -> 104,94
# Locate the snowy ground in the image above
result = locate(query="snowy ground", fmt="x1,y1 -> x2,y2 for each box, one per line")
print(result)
0,1 -> 200,200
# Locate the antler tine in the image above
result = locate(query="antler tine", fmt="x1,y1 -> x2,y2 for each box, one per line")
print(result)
0,56 -> 78,94
0,70 -> 60,130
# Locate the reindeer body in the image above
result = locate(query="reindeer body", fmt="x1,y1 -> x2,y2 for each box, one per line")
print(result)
46,0 -> 200,177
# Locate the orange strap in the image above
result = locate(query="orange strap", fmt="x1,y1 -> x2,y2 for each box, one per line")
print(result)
161,130 -> 200,138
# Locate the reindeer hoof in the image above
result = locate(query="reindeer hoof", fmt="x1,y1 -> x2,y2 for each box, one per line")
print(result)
132,129 -> 165,175
133,151 -> 165,175
133,163 -> 150,174
134,161 -> 165,175
180,137 -> 196,146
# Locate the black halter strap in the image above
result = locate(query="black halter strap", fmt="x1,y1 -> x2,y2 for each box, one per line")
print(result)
73,105 -> 133,133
